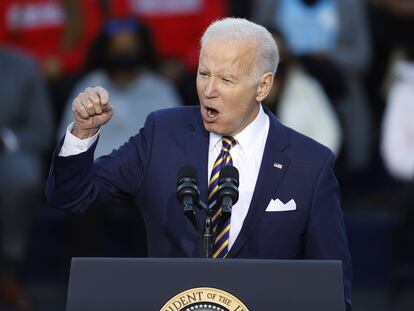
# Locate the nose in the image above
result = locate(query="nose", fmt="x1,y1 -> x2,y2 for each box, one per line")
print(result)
204,77 -> 219,98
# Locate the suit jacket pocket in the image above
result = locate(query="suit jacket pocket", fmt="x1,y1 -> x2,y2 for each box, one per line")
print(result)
262,209 -> 303,221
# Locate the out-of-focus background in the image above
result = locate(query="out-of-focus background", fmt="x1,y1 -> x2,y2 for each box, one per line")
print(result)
0,0 -> 413,310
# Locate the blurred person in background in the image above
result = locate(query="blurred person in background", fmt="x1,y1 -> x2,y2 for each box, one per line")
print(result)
0,47 -> 53,309
381,51 -> 414,182
264,27 -> 342,155
0,0 -> 103,124
380,48 -> 414,302
102,0 -> 228,104
253,0 -> 374,179
229,0 -> 254,19
365,0 -> 414,129
58,17 -> 181,258
60,17 -> 182,158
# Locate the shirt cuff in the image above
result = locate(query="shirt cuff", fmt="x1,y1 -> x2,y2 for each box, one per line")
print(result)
58,122 -> 100,157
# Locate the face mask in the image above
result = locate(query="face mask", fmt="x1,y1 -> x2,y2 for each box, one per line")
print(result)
105,52 -> 143,74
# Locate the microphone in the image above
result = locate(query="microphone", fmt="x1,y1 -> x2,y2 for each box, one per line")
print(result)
217,165 -> 239,224
177,165 -> 199,230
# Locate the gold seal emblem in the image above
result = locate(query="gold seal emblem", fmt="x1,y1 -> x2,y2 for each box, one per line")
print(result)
161,287 -> 249,311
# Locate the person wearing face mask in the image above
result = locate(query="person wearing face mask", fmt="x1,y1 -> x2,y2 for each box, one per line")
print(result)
57,18 -> 182,260
59,18 -> 182,158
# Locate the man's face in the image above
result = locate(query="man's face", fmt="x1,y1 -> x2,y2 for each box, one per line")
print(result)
197,39 -> 260,136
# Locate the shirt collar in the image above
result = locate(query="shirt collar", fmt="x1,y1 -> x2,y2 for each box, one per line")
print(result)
209,104 -> 268,156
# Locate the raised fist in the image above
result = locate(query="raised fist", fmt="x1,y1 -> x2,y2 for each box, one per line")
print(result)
71,86 -> 114,139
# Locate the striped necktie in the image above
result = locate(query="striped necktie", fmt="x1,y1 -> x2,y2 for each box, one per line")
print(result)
208,136 -> 237,258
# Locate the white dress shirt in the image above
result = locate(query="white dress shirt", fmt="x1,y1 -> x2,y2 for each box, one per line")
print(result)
59,122 -> 100,157
59,105 -> 270,250
208,105 -> 269,249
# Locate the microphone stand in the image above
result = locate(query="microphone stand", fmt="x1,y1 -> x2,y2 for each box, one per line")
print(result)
203,216 -> 212,258
182,165 -> 238,258
183,199 -> 216,258
196,200 -> 214,258
184,196 -> 236,258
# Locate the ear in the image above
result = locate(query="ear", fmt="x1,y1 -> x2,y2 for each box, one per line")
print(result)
255,72 -> 274,102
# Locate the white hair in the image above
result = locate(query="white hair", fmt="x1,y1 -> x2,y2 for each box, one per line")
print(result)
200,17 -> 279,80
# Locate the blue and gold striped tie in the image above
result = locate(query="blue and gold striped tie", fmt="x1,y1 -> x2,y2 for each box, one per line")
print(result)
208,136 -> 237,258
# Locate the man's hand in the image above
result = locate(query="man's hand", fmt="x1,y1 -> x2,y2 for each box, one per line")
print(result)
71,86 -> 114,139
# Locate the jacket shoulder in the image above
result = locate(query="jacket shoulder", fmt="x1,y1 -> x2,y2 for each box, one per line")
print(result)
149,106 -> 200,129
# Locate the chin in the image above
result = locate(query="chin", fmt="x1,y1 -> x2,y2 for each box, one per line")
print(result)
203,122 -> 222,135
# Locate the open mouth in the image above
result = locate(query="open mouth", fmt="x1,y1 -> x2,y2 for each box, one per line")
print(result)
207,107 -> 218,118
203,106 -> 220,123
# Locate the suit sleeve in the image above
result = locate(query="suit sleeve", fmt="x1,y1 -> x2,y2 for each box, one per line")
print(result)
45,111 -> 155,213
305,152 -> 352,311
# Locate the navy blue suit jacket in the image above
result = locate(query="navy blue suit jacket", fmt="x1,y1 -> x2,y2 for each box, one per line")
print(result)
46,105 -> 352,309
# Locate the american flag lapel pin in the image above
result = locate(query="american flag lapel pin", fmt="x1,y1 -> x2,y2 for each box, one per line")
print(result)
273,162 -> 283,169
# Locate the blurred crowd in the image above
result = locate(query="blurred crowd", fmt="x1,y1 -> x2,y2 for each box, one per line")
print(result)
0,0 -> 413,309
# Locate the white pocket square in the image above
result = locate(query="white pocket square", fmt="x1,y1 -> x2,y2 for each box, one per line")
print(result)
265,198 -> 297,212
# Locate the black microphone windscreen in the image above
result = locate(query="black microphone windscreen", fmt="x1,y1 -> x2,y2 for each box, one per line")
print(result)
219,165 -> 239,183
177,165 -> 198,181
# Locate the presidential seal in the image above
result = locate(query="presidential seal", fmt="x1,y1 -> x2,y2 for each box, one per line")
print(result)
161,287 -> 249,311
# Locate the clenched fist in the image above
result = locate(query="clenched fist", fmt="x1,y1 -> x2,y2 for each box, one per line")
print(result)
71,86 -> 114,139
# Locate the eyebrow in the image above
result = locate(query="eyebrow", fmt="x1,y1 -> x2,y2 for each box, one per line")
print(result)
198,67 -> 238,78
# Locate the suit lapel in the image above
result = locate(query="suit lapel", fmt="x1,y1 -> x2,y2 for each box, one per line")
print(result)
184,109 -> 210,227
228,109 -> 291,258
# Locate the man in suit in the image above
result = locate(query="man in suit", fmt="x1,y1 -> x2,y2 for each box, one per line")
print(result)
46,18 -> 352,309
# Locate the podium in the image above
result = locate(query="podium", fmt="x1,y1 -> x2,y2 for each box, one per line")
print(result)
66,257 -> 345,311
